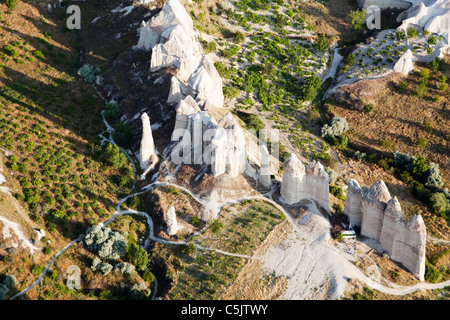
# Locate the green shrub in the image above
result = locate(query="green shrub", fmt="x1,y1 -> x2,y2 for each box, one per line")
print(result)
314,33 -> 329,52
32,50 -> 45,60
332,203 -> 343,214
235,111 -> 265,132
183,242 -> 197,255
4,0 -> 18,10
364,103 -> 374,114
349,10 -> 366,30
103,143 -> 127,169
406,27 -> 418,38
127,243 -> 150,271
430,192 -> 450,218
343,53 -> 356,66
412,155 -> 429,180
143,269 -> 155,283
233,31 -> 245,44
427,35 -> 437,45
395,31 -> 405,41
112,122 -> 132,147
301,75 -> 322,101
3,45 -> 18,58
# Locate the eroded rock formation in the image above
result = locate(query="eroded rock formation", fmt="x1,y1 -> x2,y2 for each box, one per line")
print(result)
344,179 -> 426,280
139,112 -> 157,170
280,154 -> 330,212
137,0 -> 224,108
259,144 -> 271,188
165,206 -> 178,236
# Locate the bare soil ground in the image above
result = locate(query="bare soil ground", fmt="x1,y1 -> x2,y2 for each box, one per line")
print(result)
329,55 -> 450,183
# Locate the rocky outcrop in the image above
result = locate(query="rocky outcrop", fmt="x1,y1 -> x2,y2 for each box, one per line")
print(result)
379,197 -> 426,281
186,56 -> 224,110
137,0 -> 224,107
393,49 -> 414,74
344,179 -> 365,227
139,112 -> 157,170
344,179 -> 426,280
165,206 -> 178,236
280,154 -> 330,212
398,0 -> 450,47
211,113 -> 246,178
150,24 -> 203,81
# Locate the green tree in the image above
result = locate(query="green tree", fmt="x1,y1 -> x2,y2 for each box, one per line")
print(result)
127,243 -> 150,271
412,155 -> 429,181
112,122 -> 132,147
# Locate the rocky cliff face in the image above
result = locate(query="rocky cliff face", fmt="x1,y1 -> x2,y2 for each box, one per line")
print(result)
280,154 -> 330,212
344,179 -> 426,280
211,113 -> 247,178
165,206 -> 178,236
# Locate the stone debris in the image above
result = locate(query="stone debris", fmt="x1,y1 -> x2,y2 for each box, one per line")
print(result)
344,179 -> 426,280
280,154 -> 330,212
165,206 -> 178,236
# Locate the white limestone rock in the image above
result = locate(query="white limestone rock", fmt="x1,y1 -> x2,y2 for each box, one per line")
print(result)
305,160 -> 330,213
259,144 -> 271,188
139,113 -> 156,170
187,56 -> 224,109
361,180 -> 391,240
137,21 -> 159,50
280,155 -> 330,211
165,206 -> 178,236
167,76 -> 185,104
344,179 -> 364,226
211,113 -> 246,178
171,95 -> 201,141
380,197 -> 403,256
393,49 -> 414,75
280,154 -> 306,205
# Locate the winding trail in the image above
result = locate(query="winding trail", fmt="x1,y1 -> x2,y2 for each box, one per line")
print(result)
10,88 -> 450,301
